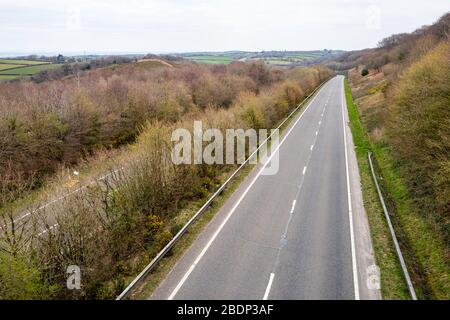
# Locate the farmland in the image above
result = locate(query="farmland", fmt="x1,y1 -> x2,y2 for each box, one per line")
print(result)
0,59 -> 48,65
176,50 -> 344,66
0,63 -> 22,71
183,55 -> 234,64
0,59 -> 61,81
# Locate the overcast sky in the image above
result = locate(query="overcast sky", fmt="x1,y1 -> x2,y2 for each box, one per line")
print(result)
0,0 -> 448,55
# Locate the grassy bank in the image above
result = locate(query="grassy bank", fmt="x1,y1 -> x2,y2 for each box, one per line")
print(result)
344,80 -> 449,299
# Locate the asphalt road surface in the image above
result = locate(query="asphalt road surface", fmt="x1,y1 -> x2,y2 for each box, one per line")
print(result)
151,76 -> 381,300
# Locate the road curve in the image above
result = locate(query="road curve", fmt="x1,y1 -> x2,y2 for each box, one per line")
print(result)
151,76 -> 381,300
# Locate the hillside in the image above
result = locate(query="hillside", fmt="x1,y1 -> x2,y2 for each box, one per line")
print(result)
331,13 -> 449,299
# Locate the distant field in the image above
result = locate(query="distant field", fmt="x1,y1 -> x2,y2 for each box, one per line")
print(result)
0,63 -> 23,71
0,75 -> 26,81
185,55 -> 234,64
179,50 -> 343,65
0,60 -> 61,80
0,59 -> 49,65
0,63 -> 61,75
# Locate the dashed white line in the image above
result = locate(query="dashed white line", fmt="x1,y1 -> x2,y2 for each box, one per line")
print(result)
290,200 -> 297,213
37,223 -> 58,237
318,120 -> 322,125
315,131 -> 318,136
310,145 -> 314,151
6,167 -> 124,227
263,273 -> 275,300
302,166 -> 307,175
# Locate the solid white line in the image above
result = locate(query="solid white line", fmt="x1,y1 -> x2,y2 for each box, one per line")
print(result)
302,166 -> 307,175
167,83 -> 324,300
290,200 -> 297,214
9,167 -> 124,226
168,264 -> 195,300
263,273 -> 275,300
340,77 -> 360,300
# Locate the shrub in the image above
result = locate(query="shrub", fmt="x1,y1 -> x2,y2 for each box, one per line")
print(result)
0,253 -> 56,300
361,68 -> 369,76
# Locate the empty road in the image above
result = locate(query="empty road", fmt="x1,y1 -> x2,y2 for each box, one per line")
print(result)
151,76 -> 380,300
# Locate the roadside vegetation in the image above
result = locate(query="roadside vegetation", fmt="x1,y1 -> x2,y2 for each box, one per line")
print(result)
337,13 -> 449,299
0,60 -> 332,299
345,80 -> 411,299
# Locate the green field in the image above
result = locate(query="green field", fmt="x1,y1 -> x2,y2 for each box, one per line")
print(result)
0,59 -> 49,65
0,59 -> 61,80
0,63 -> 23,71
179,50 -> 343,65
0,75 -> 27,81
185,55 -> 234,64
0,64 -> 61,75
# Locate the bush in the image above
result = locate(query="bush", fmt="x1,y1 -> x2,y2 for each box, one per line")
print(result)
361,68 -> 369,76
0,253 -> 56,300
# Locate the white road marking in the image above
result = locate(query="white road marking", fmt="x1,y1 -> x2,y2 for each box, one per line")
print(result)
263,273 -> 275,300
340,77 -> 360,300
7,167 -> 124,227
302,166 -> 307,175
315,131 -> 318,136
168,264 -> 195,300
318,120 -> 322,125
310,145 -> 314,151
37,223 -> 58,237
290,200 -> 297,214
167,84 -> 324,300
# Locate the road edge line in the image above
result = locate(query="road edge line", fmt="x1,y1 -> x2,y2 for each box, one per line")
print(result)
341,76 -> 360,300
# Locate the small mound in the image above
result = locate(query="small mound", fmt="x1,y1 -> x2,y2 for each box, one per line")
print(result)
137,59 -> 173,68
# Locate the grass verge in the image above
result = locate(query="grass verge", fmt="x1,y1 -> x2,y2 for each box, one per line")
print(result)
344,79 -> 449,299
344,79 -> 409,299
